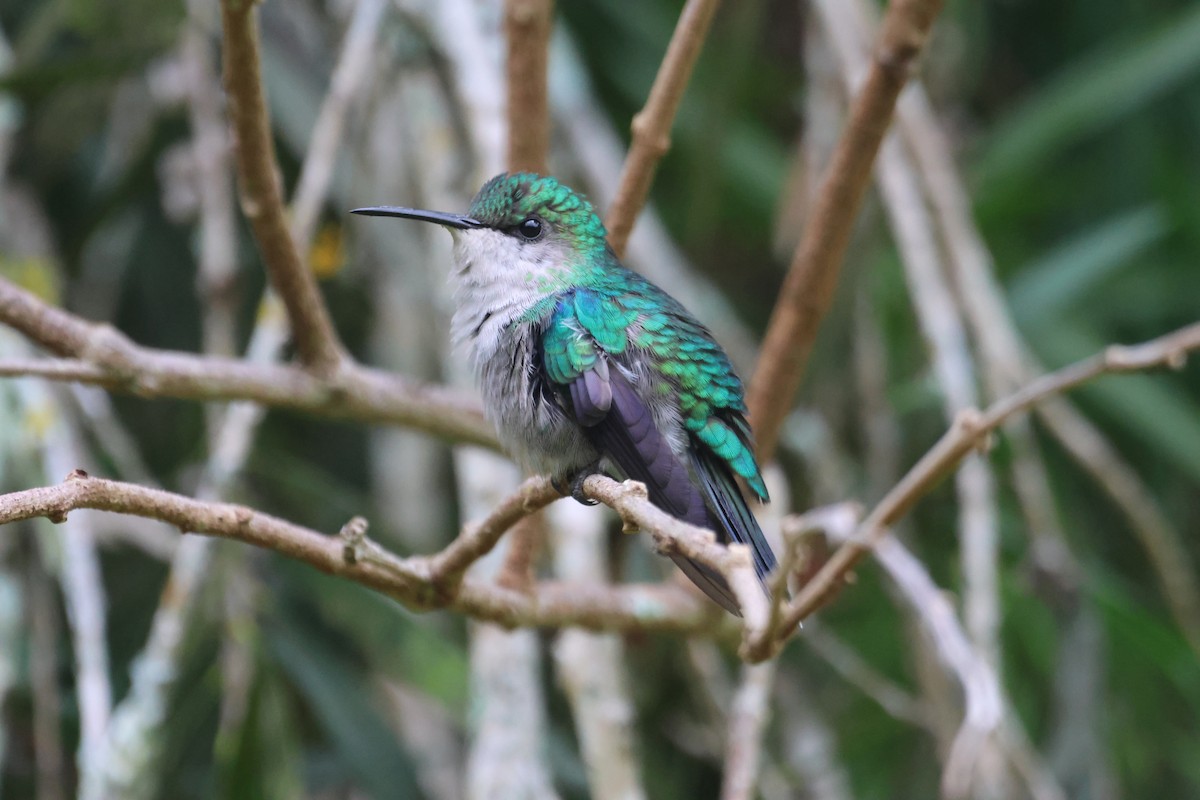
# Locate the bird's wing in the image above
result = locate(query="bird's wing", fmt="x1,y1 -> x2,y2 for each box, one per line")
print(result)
614,276 -> 777,581
541,290 -> 741,613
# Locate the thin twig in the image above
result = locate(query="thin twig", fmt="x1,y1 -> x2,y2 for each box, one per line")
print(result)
778,321 -> 1200,634
747,0 -> 944,461
604,0 -> 721,256
219,0 -> 345,373
427,476 -> 560,590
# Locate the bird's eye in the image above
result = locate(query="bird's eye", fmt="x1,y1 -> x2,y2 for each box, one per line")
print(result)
517,217 -> 543,240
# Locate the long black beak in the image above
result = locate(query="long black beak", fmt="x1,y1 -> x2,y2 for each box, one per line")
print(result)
351,206 -> 483,230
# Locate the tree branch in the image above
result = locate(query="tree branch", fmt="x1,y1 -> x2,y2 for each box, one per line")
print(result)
604,0 -> 721,257
0,277 -> 495,447
0,472 -> 714,634
219,0 -> 345,373
777,321 -> 1200,634
581,474 -> 767,649
746,0 -> 944,461
505,0 -> 555,174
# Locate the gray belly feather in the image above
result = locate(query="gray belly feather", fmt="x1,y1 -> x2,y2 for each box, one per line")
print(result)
471,320 -> 598,477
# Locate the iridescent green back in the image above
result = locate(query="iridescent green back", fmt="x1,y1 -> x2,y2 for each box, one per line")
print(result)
543,269 -> 768,501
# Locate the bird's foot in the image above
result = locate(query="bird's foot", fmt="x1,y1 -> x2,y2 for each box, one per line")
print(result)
552,461 -> 605,507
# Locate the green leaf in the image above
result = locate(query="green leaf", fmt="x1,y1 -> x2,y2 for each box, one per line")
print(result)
1008,205 -> 1169,322
267,618 -> 424,800
979,4 -> 1200,184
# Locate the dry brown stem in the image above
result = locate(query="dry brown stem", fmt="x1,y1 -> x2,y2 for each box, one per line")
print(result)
219,0 -> 345,373
604,0 -> 721,256
505,0 -> 555,173
777,321 -> 1200,635
0,472 -> 714,634
747,0 -> 944,461
0,277 -> 494,447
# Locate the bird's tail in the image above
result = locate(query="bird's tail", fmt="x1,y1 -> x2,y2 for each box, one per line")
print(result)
690,449 -> 778,582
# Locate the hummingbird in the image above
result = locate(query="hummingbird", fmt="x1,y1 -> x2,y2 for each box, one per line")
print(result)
354,173 -> 776,613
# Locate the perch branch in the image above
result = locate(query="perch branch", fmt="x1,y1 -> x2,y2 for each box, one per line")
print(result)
747,0 -> 944,461
0,473 -> 716,634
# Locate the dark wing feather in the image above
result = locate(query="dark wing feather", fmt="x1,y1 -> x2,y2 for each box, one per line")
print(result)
568,366 -> 741,614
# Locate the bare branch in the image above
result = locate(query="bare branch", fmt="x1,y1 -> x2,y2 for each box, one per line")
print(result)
720,662 -> 776,800
26,544 -> 68,800
182,0 -> 239,360
505,0 -> 555,173
0,278 -> 495,448
219,0 -> 345,373
0,473 -> 713,634
426,476 -> 560,590
747,0 -> 944,461
778,321 -> 1200,634
604,0 -> 721,256
581,474 -> 767,647
882,57 -> 1200,657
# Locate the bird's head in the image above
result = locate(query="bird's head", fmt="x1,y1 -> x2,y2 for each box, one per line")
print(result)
353,172 -> 610,294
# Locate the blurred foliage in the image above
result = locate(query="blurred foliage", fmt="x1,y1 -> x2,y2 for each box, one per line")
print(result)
1,0 -> 1199,798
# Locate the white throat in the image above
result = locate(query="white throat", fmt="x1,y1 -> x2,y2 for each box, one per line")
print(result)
447,227 -> 574,364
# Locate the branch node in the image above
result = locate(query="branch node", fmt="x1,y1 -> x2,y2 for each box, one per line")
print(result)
66,468 -> 90,482
1103,344 -> 1132,369
81,324 -> 137,378
954,406 -> 985,440
630,112 -> 671,156
339,515 -> 370,565
621,479 -> 649,501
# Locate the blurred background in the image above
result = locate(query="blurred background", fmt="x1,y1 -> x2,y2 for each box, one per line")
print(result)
1,0 -> 1199,797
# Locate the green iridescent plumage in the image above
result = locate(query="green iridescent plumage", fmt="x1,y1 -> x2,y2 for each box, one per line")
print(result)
469,173 -> 609,254
541,271 -> 769,502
